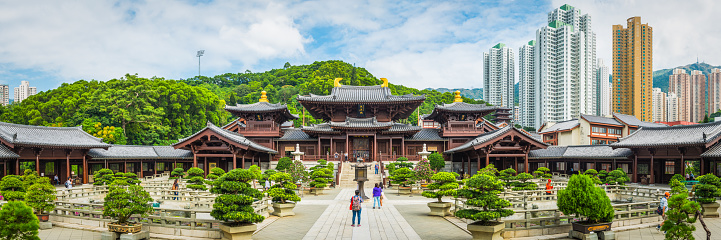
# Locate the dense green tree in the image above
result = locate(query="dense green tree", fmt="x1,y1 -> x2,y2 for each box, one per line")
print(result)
210,169 -> 265,224
25,177 -> 56,215
428,153 -> 445,172
276,157 -> 292,171
186,167 -> 207,191
454,174 -> 514,222
557,174 -> 614,223
0,201 -> 40,240
103,181 -> 153,225
0,175 -> 26,201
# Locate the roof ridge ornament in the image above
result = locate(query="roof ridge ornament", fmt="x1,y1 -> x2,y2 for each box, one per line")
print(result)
334,78 -> 343,87
380,78 -> 388,88
453,90 -> 463,102
259,91 -> 269,102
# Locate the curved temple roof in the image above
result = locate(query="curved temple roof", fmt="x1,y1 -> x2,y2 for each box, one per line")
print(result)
611,120 -> 721,148
89,145 -> 193,160
0,121 -> 110,149
297,85 -> 425,103
444,126 -> 548,154
174,121 -> 277,154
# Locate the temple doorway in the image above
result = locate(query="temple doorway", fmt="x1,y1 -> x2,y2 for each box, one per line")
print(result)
352,137 -> 370,161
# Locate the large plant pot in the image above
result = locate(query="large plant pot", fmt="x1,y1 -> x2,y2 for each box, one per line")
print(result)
36,214 -> 50,222
571,221 -> 612,234
108,223 -> 142,233
398,186 -> 412,195
220,223 -> 257,240
427,202 -> 452,217
310,188 -> 323,196
702,202 -> 720,218
272,202 -> 296,217
467,221 -> 504,240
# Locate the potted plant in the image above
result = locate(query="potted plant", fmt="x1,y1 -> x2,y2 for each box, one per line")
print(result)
25,177 -> 56,223
186,167 -> 207,191
103,180 -> 153,233
454,173 -> 514,240
558,174 -> 615,238
428,153 -> 445,172
391,168 -> 415,195
169,167 -> 185,180
422,172 -> 459,216
0,175 -> 26,201
93,168 -> 116,185
694,173 -> 721,217
0,201 -> 39,240
267,172 -> 301,217
287,160 -> 309,187
309,168 -> 332,195
662,180 -> 702,239
414,158 -> 434,185
210,169 -> 265,240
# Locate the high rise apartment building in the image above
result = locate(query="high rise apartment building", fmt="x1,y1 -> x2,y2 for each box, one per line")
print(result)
0,85 -> 8,106
669,69 -> 691,122
612,16 -> 653,122
483,43 -> 515,110
597,59 -> 611,116
531,4 -> 597,125
13,81 -> 37,103
690,70 -> 706,122
518,41 -> 539,128
667,92 -> 679,122
709,68 -> 721,114
652,88 -> 666,122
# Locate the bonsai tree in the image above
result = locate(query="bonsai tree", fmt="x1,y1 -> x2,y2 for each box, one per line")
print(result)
276,157 -> 292,171
113,172 -> 127,183
261,169 -> 277,186
498,168 -> 517,186
395,157 -> 414,169
454,173 -> 514,223
695,174 -> 721,204
557,174 -> 614,224
288,160 -> 309,184
25,177 -> 56,215
0,175 -> 26,201
428,153 -> 445,172
512,173 -> 537,191
386,162 -> 397,175
185,167 -> 207,191
661,184 -> 701,240
210,169 -> 265,225
207,167 -> 226,180
670,179 -> 688,195
21,170 -> 39,190
0,201 -> 39,240
413,159 -> 434,183
390,168 -> 415,187
478,164 -> 498,176
533,167 -> 551,179
123,172 -> 140,185
422,172 -> 460,202
170,167 -> 185,179
267,172 -> 301,204
583,169 -> 602,184
103,180 -> 153,226
598,170 -> 608,183
606,169 -> 630,186
309,168 -> 333,188
93,168 -> 116,185
670,174 -> 686,184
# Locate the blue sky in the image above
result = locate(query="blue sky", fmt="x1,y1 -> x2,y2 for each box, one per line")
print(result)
0,0 -> 719,99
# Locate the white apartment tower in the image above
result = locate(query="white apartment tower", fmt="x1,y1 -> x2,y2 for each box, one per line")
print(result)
667,92 -> 679,122
0,85 -> 8,106
652,88 -> 666,122
519,40 -> 539,128
14,81 -> 37,103
483,43 -> 515,110
597,59 -> 610,116
709,68 -> 721,114
534,4 -> 597,124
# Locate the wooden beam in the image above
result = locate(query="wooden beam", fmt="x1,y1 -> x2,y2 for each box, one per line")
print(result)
488,154 -> 527,157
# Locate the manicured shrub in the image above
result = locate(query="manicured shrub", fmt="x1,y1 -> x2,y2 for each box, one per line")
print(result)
210,169 -> 265,225
670,179 -> 687,195
0,175 -> 26,201
606,169 -> 629,185
276,157 -> 292,171
454,173 -> 514,222
557,174 -> 614,223
103,181 -> 153,225
0,201 -> 39,240
210,167 -> 226,177
695,174 -> 721,204
477,164 -> 498,176
394,157 -> 413,169
428,153 -> 445,172
170,168 -> 185,179
422,172 -> 460,203
186,167 -> 206,191
390,168 -> 414,187
670,174 -> 685,184
310,168 -> 333,188
22,170 -> 39,189
583,169 -> 602,184
498,168 -> 517,186
661,186 -> 701,239
93,168 -> 115,185
533,167 -> 551,179
584,169 -> 598,175
25,177 -> 56,215
598,170 -> 608,182
124,172 -> 140,185
413,159 -> 434,183
512,173 -> 537,191
267,172 -> 301,203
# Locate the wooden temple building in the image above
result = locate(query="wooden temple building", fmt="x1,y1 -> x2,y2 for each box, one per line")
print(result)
2,79 -> 721,184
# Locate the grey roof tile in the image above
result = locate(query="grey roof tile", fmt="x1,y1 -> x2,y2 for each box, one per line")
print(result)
538,119 -> 579,133
174,122 -> 277,153
613,113 -> 667,128
432,102 -> 499,112
405,129 -> 444,141
529,145 -> 632,159
702,143 -> 721,157
581,114 -> 623,126
0,144 -> 18,159
444,126 -> 548,153
89,145 -> 193,160
301,123 -> 339,133
153,146 -> 194,159
528,146 -> 567,158
297,85 -> 425,103
278,129 -> 316,141
329,117 -> 393,129
225,102 -> 299,119
0,122 -> 110,149
612,120 -> 721,148
384,123 -> 422,133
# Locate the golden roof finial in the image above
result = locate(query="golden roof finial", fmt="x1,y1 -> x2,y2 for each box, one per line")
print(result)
259,91 -> 269,102
381,78 -> 388,88
334,78 -> 343,87
453,90 -> 463,102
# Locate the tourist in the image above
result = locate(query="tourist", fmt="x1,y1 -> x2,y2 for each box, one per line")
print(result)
344,152 -> 348,162
657,192 -> 670,232
372,183 -> 383,209
350,189 -> 363,227
334,152 -> 339,159
375,164 -> 379,175
171,179 -> 179,200
53,175 -> 59,186
65,177 -> 73,189
264,178 -> 271,191
545,179 -> 553,200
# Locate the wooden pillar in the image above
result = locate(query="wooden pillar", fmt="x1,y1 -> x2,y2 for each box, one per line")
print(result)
204,157 -> 208,173
485,152 -> 489,166
318,138 -> 321,158
514,157 -> 518,172
154,160 -> 157,176
477,154 -> 481,171
680,148 -> 686,178
83,154 -> 88,184
193,154 -> 197,168
3,160 -> 6,177
389,138 -> 393,157
15,159 -> 19,175
401,138 -> 405,156
233,152 -> 237,170
242,153 -> 246,169
66,150 -> 71,180
124,161 -> 127,173
701,157 -> 706,175
466,154 -> 470,177
524,153 -> 529,173
373,134 -> 377,162
346,134 -> 350,160
35,149 -> 40,174
633,154 -> 638,183
330,137 -> 334,158
650,149 -> 655,185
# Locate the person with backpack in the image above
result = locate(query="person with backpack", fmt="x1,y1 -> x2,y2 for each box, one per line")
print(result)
375,164 -> 379,175
171,179 -> 180,200
657,192 -> 670,232
65,177 -> 73,189
350,190 -> 363,227
372,183 -> 383,209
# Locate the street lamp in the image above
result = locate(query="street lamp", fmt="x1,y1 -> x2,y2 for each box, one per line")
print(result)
197,50 -> 205,77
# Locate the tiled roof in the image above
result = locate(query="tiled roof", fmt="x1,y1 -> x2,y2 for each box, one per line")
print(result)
612,120 -> 721,148
281,121 -> 294,128
278,129 -> 316,141
406,129 -> 444,141
444,126 -> 547,153
433,102 -> 499,112
225,102 -> 299,119
174,122 -> 277,153
702,143 -> 721,157
89,145 -> 193,160
0,122 -> 110,149
329,117 -> 393,129
297,85 -> 425,103
613,113 -> 667,128
529,145 -> 632,159
383,123 -> 422,133
0,144 -> 19,159
538,119 -> 579,134
301,123 -> 339,133
581,114 -> 623,126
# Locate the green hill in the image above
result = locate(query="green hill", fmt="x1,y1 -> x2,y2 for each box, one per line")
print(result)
653,62 -> 721,92
426,88 -> 483,100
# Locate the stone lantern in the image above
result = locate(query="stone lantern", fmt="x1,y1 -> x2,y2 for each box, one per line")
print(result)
291,144 -> 304,163
418,144 -> 432,160
354,160 -> 370,199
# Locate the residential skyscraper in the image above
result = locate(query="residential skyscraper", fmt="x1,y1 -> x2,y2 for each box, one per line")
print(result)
690,70 -> 706,122
483,43 -> 515,110
513,106 -> 520,123
667,92 -> 679,122
612,16 -> 653,122
669,69 -> 691,122
13,81 -> 37,103
0,85 -> 8,106
709,68 -> 721,114
534,4 -> 597,124
597,59 -> 611,116
652,88 -> 666,122
518,40 -> 539,128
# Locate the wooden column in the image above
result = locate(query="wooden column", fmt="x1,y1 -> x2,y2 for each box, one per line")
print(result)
15,159 -> 19,175
401,137 -> 405,156
193,154 -> 197,168
485,152 -> 489,166
373,134 -> 377,162
466,154 -> 470,177
154,160 -> 157,176
389,138 -> 393,156
524,153 -> 529,173
241,153 -> 246,169
66,150 -> 71,180
233,152 -> 237,170
649,149 -> 655,185
318,138 -> 321,158
346,134 -> 350,160
204,157 -> 208,173
477,154 -> 481,171
701,157 -> 706,175
3,160 -> 6,177
83,154 -> 88,184
124,161 -> 127,173
680,148 -> 686,177
633,153 -> 638,183
514,157 -> 518,172
35,149 -> 40,174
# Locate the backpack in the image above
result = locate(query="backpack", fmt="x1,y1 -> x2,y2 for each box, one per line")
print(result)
65,181 -> 69,188
351,196 -> 361,211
